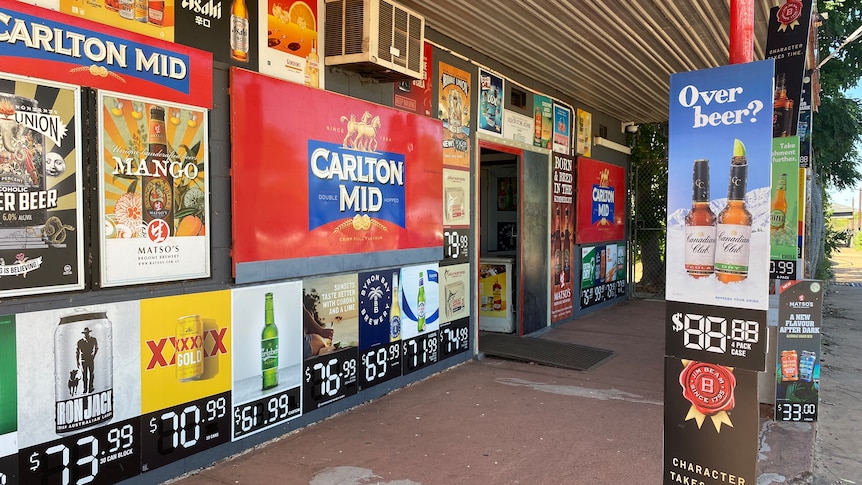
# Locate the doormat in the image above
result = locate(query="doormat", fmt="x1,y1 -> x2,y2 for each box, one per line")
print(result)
480,333 -> 614,371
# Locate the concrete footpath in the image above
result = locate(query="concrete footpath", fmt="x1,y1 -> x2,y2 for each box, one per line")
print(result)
168,250 -> 862,485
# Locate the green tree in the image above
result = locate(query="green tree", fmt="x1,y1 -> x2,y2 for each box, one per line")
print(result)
628,123 -> 668,294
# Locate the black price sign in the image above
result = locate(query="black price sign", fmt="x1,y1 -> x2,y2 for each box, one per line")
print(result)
439,318 -> 469,361
665,301 -> 767,371
303,348 -> 358,413
359,341 -> 402,390
20,417 -> 140,485
443,229 -> 470,261
777,402 -> 818,422
0,454 -> 16,485
579,280 -> 625,309
770,259 -> 797,280
402,331 -> 439,376
232,386 -> 301,440
140,391 -> 231,472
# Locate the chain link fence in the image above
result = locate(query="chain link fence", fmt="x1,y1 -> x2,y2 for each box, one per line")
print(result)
629,159 -> 668,299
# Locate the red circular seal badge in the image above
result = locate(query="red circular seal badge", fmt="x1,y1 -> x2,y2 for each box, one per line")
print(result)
679,362 -> 737,416
776,1 -> 802,28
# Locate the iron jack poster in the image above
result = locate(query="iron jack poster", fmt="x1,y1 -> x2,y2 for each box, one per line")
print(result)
667,60 -> 774,311
0,74 -> 84,297
98,92 -> 210,287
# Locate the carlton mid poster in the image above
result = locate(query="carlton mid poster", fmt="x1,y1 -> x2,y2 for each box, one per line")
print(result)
666,60 -> 774,311
230,68 -> 443,279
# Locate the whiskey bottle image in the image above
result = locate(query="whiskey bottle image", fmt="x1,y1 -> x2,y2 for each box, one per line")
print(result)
261,292 -> 279,390
417,272 -> 426,332
229,0 -> 250,62
773,73 -> 794,137
770,173 -> 788,233
715,139 -> 753,283
684,159 -> 716,278
305,39 -> 320,87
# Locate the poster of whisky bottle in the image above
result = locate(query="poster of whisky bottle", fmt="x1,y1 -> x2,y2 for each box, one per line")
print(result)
258,0 -> 322,88
0,74 -> 84,298
98,92 -> 210,287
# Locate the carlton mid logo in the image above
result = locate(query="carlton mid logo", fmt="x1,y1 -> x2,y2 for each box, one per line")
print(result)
144,326 -> 227,370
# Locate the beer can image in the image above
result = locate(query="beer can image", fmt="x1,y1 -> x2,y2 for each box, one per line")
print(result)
54,312 -> 114,434
780,350 -> 799,382
0,93 -> 47,230
799,350 -> 816,382
176,315 -> 204,382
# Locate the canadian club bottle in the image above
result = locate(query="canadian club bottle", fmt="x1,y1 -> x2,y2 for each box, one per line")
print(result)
773,73 -> 794,138
771,173 -> 788,233
684,159 -> 716,278
142,106 -> 173,230
417,272 -> 426,332
229,0 -> 249,62
715,139 -> 753,283
261,292 -> 279,390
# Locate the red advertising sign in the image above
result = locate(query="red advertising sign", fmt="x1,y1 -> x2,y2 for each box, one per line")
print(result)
0,1 -> 213,108
394,42 -> 432,116
230,68 -> 443,274
575,157 -> 626,244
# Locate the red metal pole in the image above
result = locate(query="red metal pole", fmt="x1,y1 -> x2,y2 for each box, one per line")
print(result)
729,0 -> 755,64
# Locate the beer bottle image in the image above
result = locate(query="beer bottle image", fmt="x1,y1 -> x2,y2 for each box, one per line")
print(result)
417,272 -> 426,332
771,173 -> 788,233
553,206 -> 562,285
229,0 -> 250,62
772,73 -> 794,137
261,292 -> 279,390
684,159 -> 716,278
390,273 -> 401,341
533,107 -> 543,145
492,276 -> 502,311
142,106 -> 174,230
134,0 -> 148,22
715,139 -> 753,283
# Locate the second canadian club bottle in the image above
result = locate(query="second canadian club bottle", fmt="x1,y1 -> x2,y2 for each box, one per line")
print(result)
142,106 -> 173,230
684,159 -> 716,278
261,292 -> 279,390
715,139 -> 753,283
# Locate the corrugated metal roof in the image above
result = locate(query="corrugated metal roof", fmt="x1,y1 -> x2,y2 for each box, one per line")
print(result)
397,0 -> 775,123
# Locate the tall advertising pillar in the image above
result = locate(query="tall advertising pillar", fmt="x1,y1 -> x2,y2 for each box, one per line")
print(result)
665,60 -> 774,485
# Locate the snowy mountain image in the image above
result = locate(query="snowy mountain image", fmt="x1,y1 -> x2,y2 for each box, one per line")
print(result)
668,186 -> 771,230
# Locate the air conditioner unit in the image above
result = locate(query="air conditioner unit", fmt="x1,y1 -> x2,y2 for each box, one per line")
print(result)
324,0 -> 425,82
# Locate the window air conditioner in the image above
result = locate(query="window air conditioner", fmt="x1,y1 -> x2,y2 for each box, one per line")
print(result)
324,0 -> 425,82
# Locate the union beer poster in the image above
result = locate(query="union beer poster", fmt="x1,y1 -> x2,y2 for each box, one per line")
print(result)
664,357 -> 759,485
230,68 -> 443,281
575,157 -> 625,244
667,60 -> 773,311
0,75 -> 85,297
98,92 -> 210,287
439,62 -> 471,168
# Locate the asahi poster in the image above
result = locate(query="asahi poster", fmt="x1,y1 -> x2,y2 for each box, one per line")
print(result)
667,60 -> 774,311
533,94 -> 552,149
394,42 -> 433,117
14,302 -> 142,484
664,357 -> 759,485
231,282 -> 303,440
0,1 -> 214,109
439,62 -> 471,168
478,69 -> 503,135
230,69 -> 443,281
258,0 -> 322,88
551,152 -> 574,322
575,157 -> 626,244
575,108 -> 591,156
552,104 -> 571,154
98,92 -> 210,287
775,280 -> 821,422
0,75 -> 84,297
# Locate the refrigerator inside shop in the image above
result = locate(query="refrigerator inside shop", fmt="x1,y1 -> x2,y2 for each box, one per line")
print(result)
479,257 -> 516,333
